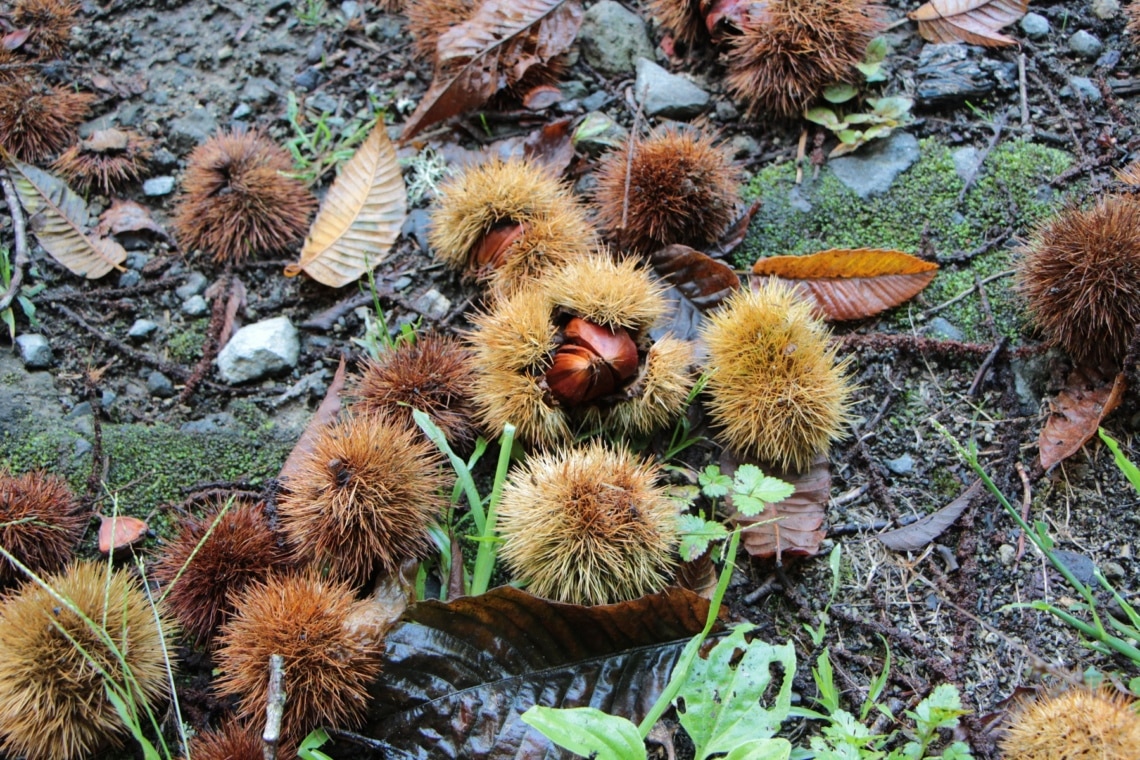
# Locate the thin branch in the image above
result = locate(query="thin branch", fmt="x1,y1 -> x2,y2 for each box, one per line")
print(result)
0,168 -> 31,314
262,653 -> 286,760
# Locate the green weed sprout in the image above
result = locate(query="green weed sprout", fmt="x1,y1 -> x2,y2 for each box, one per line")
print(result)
284,91 -> 379,186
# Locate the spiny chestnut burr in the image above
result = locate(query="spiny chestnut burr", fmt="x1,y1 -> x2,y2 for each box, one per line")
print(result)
277,412 -> 451,586
171,128 -> 316,263
0,562 -> 175,760
53,128 -> 153,194
428,158 -> 594,297
0,468 -> 85,587
213,571 -> 385,744
701,280 -> 853,472
497,441 -> 679,605
151,499 -> 289,646
724,0 -> 884,120
185,721 -> 265,760
12,0 -> 78,59
999,688 -> 1140,760
0,77 -> 94,162
348,333 -> 479,450
1017,195 -> 1140,369
593,126 -> 739,254
468,255 -> 694,446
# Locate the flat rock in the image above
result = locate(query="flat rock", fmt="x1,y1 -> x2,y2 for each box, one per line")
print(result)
577,0 -> 654,77
1068,30 -> 1103,60
15,334 -> 52,369
216,316 -> 300,384
915,44 -> 1014,103
827,131 -> 920,199
167,107 -> 217,152
635,58 -> 709,119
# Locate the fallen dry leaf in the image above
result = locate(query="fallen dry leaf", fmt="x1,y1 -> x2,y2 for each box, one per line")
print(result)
97,513 -> 148,554
908,0 -> 1028,47
285,123 -> 406,288
723,451 -> 830,564
675,551 -> 718,599
1039,367 -> 1127,471
750,248 -> 938,321
712,198 -> 762,257
522,84 -> 563,110
277,357 -> 346,486
8,159 -> 127,279
651,244 -> 741,310
877,481 -> 982,552
401,0 -> 583,140
95,199 -> 172,242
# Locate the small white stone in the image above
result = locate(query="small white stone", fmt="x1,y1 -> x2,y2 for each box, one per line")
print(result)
216,316 -> 300,384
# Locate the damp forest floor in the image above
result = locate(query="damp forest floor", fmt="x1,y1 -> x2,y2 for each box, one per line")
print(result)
2,0 -> 1140,758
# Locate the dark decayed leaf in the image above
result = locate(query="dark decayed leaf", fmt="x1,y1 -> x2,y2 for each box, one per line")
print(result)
675,550 -> 718,599
1038,367 -> 1126,471
751,248 -> 938,322
401,0 -> 583,140
95,199 -> 173,242
331,586 -> 711,759
712,199 -> 762,257
723,452 -> 830,563
651,244 -> 741,310
877,481 -> 982,552
277,356 -> 346,486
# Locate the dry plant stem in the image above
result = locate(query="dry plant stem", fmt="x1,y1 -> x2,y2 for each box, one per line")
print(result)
957,113 -> 1006,204
0,169 -> 30,314
967,336 -> 1008,397
1018,53 -> 1031,134
50,301 -> 195,381
1014,461 -> 1032,562
795,128 -> 807,185
262,653 -> 286,760
923,268 -> 1014,317
1030,70 -> 1087,163
179,271 -> 231,404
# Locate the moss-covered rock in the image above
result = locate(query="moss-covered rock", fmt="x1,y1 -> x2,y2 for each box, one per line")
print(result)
739,138 -> 1073,341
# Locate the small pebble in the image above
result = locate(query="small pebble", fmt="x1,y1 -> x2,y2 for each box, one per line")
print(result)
1091,0 -> 1120,19
1019,12 -> 1050,39
128,319 -> 159,340
1068,30 -> 1104,60
411,288 -> 451,321
15,334 -> 52,369
118,270 -> 141,288
1067,76 -> 1103,103
885,454 -> 914,476
998,544 -> 1016,566
142,176 -> 175,196
175,272 -> 208,299
147,371 -> 175,399
181,294 -> 209,317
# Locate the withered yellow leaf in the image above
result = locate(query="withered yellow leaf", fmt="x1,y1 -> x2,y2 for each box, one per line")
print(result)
8,160 -> 126,279
286,123 -> 406,288
750,248 -> 938,321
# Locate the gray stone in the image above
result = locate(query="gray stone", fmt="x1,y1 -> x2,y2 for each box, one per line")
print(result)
240,77 -> 279,107
1052,550 -> 1097,585
729,134 -> 760,159
181,294 -> 209,317
152,148 -> 178,169
308,91 -> 339,115
925,316 -> 964,342
125,252 -> 150,270
142,176 -> 175,196
1068,30 -> 1103,60
176,272 -> 209,299
951,147 -> 980,182
67,402 -> 92,419
580,90 -> 609,111
885,454 -> 914,475
1103,561 -> 1126,580
118,270 -> 141,288
1067,76 -> 1102,103
827,131 -> 920,199
147,371 -> 175,398
1019,12 -> 1050,39
216,316 -> 300,384
1091,0 -> 1120,20
1011,351 -> 1051,413
73,438 -> 93,459
180,413 -> 239,435
366,16 -> 404,41
715,100 -> 739,121
572,111 -> 627,154
168,108 -> 218,152
634,58 -> 709,119
293,67 -> 324,91
997,544 -> 1016,566
578,0 -> 655,76
412,289 -> 451,321
15,334 -> 52,369
232,103 -> 253,120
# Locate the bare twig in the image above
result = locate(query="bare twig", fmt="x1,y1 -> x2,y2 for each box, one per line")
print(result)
1014,462 -> 1032,561
0,168 -> 31,314
262,654 -> 286,760
968,336 -> 1009,397
957,113 -> 1006,204
1017,53 -> 1031,134
922,269 -> 1015,318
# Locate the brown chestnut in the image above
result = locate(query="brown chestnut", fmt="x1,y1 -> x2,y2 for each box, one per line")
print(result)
545,318 -> 639,406
471,220 -> 528,270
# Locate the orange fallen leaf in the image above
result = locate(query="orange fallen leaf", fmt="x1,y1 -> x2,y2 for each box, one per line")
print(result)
97,513 -> 148,554
723,451 -> 830,564
1039,367 -> 1127,471
908,0 -> 1028,48
750,248 -> 938,321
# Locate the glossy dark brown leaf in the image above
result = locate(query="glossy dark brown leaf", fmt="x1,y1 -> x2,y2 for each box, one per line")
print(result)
751,249 -> 938,322
330,586 -> 711,759
877,481 -> 982,552
1039,367 -> 1126,471
723,452 -> 830,563
401,0 -> 583,140
651,244 -> 741,310
277,356 -> 346,486
675,551 -> 717,600
712,199 -> 762,257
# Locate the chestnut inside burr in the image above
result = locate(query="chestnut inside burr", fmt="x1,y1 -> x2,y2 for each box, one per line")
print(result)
545,317 -> 639,407
470,220 -> 528,271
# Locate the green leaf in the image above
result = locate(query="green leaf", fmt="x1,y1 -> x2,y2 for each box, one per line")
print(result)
864,36 -> 889,64
1098,429 -> 1140,496
732,465 -> 795,517
869,97 -> 912,121
939,741 -> 975,760
861,638 -> 890,721
723,738 -> 792,760
699,464 -> 732,499
804,107 -> 844,129
521,706 -> 647,760
856,62 -> 886,83
908,684 -> 966,738
678,514 -> 729,562
823,83 -> 858,104
862,125 -> 893,141
1,307 -> 13,342
812,649 -> 840,714
836,129 -> 862,145
298,728 -> 335,760
844,113 -> 879,125
675,626 -> 796,759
